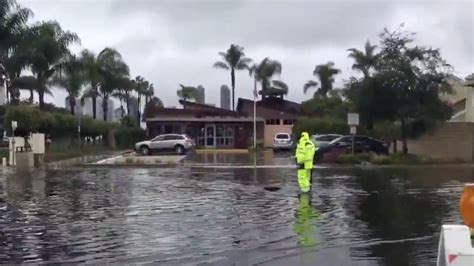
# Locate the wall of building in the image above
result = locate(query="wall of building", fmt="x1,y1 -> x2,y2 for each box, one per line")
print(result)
407,122 -> 474,161
263,119 -> 295,147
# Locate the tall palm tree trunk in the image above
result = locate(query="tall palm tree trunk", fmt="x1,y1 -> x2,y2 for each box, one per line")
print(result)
92,96 -> 97,119
125,91 -> 130,115
103,96 -> 108,121
38,88 -> 45,109
137,93 -> 141,127
29,89 -> 34,103
231,68 -> 235,111
119,97 -> 124,117
69,97 -> 76,115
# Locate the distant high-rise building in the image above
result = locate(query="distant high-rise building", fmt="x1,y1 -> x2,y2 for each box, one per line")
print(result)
112,107 -> 123,122
82,97 -> 102,118
65,97 -> 82,115
196,85 -> 205,104
220,85 -> 231,110
82,98 -> 114,121
128,96 -> 139,122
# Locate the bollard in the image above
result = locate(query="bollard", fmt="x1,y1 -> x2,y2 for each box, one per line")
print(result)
2,157 -> 6,166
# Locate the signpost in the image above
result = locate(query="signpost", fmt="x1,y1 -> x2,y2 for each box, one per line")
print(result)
11,121 -> 17,166
347,113 -> 359,155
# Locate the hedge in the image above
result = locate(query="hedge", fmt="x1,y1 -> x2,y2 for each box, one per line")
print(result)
114,127 -> 147,149
5,104 -> 117,138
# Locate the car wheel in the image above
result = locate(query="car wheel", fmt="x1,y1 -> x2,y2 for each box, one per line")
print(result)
174,145 -> 184,155
139,145 -> 151,156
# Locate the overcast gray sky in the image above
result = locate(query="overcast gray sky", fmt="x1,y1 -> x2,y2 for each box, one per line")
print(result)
18,0 -> 474,108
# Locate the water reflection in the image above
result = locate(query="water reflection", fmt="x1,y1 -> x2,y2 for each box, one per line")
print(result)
294,193 -> 319,248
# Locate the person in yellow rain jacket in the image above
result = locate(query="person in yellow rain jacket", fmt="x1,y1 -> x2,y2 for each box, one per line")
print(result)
295,132 -> 316,193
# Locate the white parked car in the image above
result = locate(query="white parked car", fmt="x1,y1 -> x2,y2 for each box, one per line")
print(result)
135,134 -> 194,155
311,134 -> 342,148
273,133 -> 294,151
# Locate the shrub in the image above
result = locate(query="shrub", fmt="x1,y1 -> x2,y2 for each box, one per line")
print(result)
336,153 -> 372,164
5,104 -> 117,140
120,115 -> 136,128
371,155 -> 393,165
114,127 -> 147,149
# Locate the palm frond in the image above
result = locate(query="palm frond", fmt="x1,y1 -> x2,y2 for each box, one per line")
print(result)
271,80 -> 289,94
303,80 -> 318,94
213,61 -> 229,70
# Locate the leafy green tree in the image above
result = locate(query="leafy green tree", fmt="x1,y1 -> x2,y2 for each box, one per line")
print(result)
304,62 -> 340,97
143,96 -> 164,119
249,57 -> 288,98
22,21 -> 79,109
347,27 -> 453,154
301,93 -> 349,119
177,84 -> 198,102
213,44 -> 252,110
51,54 -> 85,115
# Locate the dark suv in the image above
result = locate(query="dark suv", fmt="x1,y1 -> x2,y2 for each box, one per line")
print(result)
315,135 -> 389,162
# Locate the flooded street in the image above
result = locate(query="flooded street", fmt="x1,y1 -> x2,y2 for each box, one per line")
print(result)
0,153 -> 471,265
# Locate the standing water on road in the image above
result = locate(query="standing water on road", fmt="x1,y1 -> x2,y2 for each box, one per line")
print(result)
0,153 -> 471,265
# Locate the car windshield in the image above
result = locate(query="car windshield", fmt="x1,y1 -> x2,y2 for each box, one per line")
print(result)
275,134 -> 290,139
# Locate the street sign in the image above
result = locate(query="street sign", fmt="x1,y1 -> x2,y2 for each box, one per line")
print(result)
350,126 -> 357,134
347,113 -> 359,126
11,121 -> 17,130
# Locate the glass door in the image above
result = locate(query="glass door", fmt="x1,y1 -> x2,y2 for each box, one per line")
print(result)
205,124 -> 216,148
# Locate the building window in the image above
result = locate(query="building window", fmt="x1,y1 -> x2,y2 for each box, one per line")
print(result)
283,119 -> 296,125
266,119 -> 281,125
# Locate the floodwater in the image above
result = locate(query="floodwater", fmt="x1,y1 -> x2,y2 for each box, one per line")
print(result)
0,152 -> 471,265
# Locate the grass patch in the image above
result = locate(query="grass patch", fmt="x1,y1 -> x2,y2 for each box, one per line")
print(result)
336,153 -> 428,165
0,149 -> 8,160
124,157 -> 136,164
44,143 -> 114,162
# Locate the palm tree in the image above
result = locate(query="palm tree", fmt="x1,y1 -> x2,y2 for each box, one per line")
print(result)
112,89 -> 126,117
303,80 -> 318,97
132,76 -> 149,126
177,84 -> 198,102
143,83 -> 154,106
80,49 -> 102,119
347,40 -> 379,78
112,77 -> 133,117
249,58 -> 288,98
0,0 -> 32,102
22,21 -> 79,109
11,75 -> 39,102
96,48 -> 129,121
213,44 -> 252,110
306,61 -> 340,97
51,54 -> 85,115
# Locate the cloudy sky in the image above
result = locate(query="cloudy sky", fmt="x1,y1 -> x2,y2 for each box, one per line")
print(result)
18,0 -> 474,108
